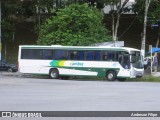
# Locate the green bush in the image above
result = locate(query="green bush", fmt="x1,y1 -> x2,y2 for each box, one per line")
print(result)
37,3 -> 112,46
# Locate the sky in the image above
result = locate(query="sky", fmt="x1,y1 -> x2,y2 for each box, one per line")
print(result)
129,0 -> 135,2
104,0 -> 135,14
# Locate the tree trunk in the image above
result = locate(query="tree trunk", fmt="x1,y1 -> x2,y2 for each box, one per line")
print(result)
141,0 -> 150,57
114,13 -> 120,42
112,14 -> 115,41
156,25 -> 160,47
110,0 -> 129,45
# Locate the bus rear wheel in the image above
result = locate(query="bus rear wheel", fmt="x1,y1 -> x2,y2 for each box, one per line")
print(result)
49,69 -> 59,79
106,71 -> 116,81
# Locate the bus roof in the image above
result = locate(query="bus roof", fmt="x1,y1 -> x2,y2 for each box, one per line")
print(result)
19,45 -> 140,52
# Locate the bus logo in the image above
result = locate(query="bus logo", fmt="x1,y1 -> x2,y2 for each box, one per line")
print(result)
70,62 -> 84,67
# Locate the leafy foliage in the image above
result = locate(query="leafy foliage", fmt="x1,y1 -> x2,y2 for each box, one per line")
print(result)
1,0 -> 19,41
102,0 -> 129,41
148,1 -> 160,19
133,0 -> 160,20
37,3 -> 111,46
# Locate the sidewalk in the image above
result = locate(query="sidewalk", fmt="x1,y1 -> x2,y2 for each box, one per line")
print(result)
0,71 -> 21,76
151,72 -> 160,77
0,72 -> 49,79
144,69 -> 160,77
0,72 -> 33,78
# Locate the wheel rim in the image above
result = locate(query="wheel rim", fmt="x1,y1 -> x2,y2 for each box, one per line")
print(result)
108,73 -> 114,80
50,71 -> 57,78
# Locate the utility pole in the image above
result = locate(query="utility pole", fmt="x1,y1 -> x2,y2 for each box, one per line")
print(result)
141,0 -> 151,57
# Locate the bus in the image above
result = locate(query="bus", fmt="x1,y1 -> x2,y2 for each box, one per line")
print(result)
18,45 -> 144,81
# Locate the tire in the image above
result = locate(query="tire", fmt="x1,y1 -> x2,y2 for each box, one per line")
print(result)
118,78 -> 126,82
49,69 -> 59,79
8,68 -> 13,72
106,71 -> 116,81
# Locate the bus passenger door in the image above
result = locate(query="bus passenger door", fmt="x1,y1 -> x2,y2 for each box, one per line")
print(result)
118,54 -> 130,77
119,54 -> 130,69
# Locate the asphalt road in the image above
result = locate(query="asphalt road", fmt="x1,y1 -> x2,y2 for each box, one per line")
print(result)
0,73 -> 160,119
0,72 -> 160,111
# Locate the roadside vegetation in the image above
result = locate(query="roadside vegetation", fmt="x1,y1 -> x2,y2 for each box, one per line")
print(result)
37,4 -> 112,46
66,74 -> 160,82
19,73 -> 160,82
127,75 -> 160,82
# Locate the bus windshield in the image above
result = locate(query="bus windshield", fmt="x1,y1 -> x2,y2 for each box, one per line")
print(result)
131,51 -> 143,69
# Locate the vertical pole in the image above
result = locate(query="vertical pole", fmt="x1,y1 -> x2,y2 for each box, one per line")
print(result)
141,0 -> 150,58
150,45 -> 152,74
0,0 -> 1,60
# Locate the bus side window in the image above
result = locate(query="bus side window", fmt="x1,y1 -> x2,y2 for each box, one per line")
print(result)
54,50 -> 69,60
21,49 -> 26,59
31,49 -> 40,59
86,51 -> 94,60
70,51 -> 85,60
108,52 -> 115,61
42,49 -> 52,60
21,49 -> 32,59
86,51 -> 101,61
70,51 -> 78,60
95,51 -> 101,61
78,51 -> 85,60
101,51 -> 107,61
103,55 -> 108,60
70,52 -> 74,60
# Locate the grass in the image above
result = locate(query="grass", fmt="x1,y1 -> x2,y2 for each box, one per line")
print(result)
76,75 -> 160,82
127,75 -> 160,82
20,74 -> 160,82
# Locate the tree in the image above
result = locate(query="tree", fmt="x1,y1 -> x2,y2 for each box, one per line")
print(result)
133,0 -> 160,48
104,0 -> 129,42
1,0 -> 21,60
1,0 -> 109,62
148,0 -> 160,48
37,3 -> 112,46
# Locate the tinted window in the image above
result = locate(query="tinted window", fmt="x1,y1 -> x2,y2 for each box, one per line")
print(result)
86,51 -> 94,60
70,50 -> 85,60
102,51 -> 116,61
95,51 -> 101,60
54,50 -> 69,60
21,49 -> 53,60
86,51 -> 101,61
21,49 -> 38,59
41,49 -> 52,59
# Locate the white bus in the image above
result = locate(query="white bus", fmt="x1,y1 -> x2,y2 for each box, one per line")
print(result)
18,45 -> 144,81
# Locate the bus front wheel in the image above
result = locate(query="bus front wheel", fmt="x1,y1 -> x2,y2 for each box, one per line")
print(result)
106,71 -> 116,81
49,69 -> 59,79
